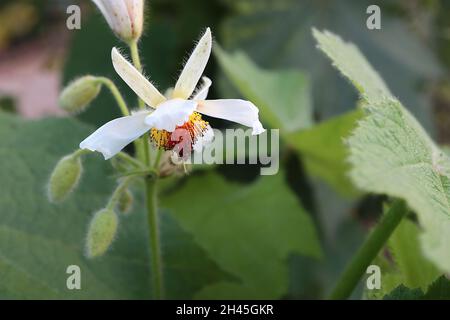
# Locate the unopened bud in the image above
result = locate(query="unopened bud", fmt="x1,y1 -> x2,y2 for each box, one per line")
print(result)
92,0 -> 144,42
118,188 -> 133,214
85,208 -> 118,258
59,76 -> 101,113
48,154 -> 82,203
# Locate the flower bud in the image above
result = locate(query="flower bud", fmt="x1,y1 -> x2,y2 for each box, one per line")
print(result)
59,76 -> 101,113
85,208 -> 118,258
92,0 -> 144,42
48,154 -> 82,203
118,188 -> 133,214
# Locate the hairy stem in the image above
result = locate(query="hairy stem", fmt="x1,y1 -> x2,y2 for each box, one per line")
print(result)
328,199 -> 407,300
129,40 -> 146,110
97,77 -> 130,116
129,40 -> 150,164
146,178 -> 163,299
107,177 -> 133,210
116,152 -> 145,168
153,148 -> 164,169
128,39 -> 163,299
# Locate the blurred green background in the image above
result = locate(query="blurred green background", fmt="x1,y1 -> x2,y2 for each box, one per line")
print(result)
0,0 -> 449,299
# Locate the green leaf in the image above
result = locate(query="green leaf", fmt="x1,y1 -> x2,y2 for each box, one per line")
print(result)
220,0 -> 441,132
312,29 -> 392,103
161,171 -> 322,299
286,109 -> 363,196
366,217 -> 441,300
388,219 -> 440,290
0,112 -> 228,299
383,276 -> 450,300
214,46 -> 313,132
383,285 -> 424,300
423,275 -> 450,299
313,29 -> 450,272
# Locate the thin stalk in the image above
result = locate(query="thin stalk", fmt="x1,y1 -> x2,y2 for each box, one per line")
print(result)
106,177 -> 133,210
115,168 -> 157,179
153,148 -> 164,169
328,199 -> 407,300
73,148 -> 91,158
128,40 -> 146,110
97,77 -> 130,116
128,39 -> 163,299
128,40 -> 150,164
116,151 -> 145,168
145,178 -> 163,299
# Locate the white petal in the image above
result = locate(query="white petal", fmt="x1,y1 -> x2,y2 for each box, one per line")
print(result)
112,47 -> 166,108
80,111 -> 151,160
193,125 -> 214,153
193,77 -> 212,101
173,28 -> 212,99
124,0 -> 144,38
93,0 -> 132,39
144,99 -> 197,132
197,99 -> 265,135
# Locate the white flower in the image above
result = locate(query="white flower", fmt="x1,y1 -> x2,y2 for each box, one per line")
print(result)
80,28 -> 265,160
92,0 -> 144,42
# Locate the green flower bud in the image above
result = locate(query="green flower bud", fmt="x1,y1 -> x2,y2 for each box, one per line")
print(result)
85,209 -> 118,258
118,188 -> 133,214
59,76 -> 101,113
48,154 -> 82,203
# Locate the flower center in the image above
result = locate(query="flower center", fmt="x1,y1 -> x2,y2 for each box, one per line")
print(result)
150,112 -> 209,157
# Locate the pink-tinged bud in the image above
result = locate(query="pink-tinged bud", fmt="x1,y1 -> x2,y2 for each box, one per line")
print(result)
92,0 -> 144,42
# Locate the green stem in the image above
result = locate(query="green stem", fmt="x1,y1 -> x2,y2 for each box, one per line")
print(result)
73,148 -> 91,158
97,77 -> 130,116
128,40 -> 150,164
115,168 -> 157,179
128,39 -> 163,299
146,178 -> 163,299
116,151 -> 145,168
153,148 -> 164,169
328,199 -> 407,300
107,177 -> 133,210
128,40 -> 145,110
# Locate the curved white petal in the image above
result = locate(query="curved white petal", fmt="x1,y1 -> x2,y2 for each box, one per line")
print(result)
144,99 -> 197,132
80,111 -> 151,160
93,0 -> 132,39
173,28 -> 212,99
124,0 -> 144,38
196,99 -> 265,135
112,47 -> 166,108
193,77 -> 212,101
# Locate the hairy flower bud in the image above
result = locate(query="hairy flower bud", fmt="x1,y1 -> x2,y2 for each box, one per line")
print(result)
48,154 -> 82,203
118,188 -> 133,214
59,76 -> 101,113
85,208 -> 118,258
92,0 -> 144,42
